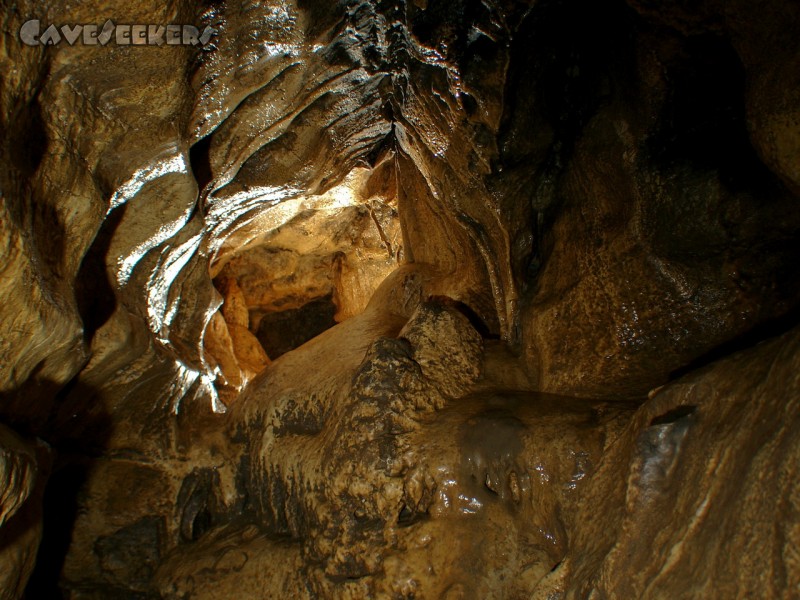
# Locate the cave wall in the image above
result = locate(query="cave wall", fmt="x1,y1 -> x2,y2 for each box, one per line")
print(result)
0,0 -> 799,597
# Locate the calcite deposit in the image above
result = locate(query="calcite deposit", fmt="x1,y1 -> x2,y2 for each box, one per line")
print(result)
0,0 -> 799,598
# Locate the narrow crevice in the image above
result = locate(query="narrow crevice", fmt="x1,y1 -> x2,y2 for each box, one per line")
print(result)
670,305 -> 800,381
189,134 -> 214,192
427,295 -> 499,339
75,204 -> 126,345
649,405 -> 697,427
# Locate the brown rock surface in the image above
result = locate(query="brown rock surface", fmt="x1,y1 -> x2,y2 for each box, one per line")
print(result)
0,0 -> 798,598
160,288 -> 632,597
563,324 -> 800,599
0,425 -> 47,599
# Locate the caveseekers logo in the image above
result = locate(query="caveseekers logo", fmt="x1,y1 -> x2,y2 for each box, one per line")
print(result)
19,19 -> 216,47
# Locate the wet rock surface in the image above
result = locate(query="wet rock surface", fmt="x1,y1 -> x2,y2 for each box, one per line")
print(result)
158,291 -> 630,597
0,0 -> 798,597
565,325 -> 800,599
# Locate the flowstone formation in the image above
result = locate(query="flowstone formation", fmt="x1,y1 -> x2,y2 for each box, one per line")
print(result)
0,0 -> 799,598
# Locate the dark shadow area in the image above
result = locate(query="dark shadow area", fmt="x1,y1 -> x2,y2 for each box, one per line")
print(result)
670,305 -> 800,381
24,461 -> 93,600
3,92 -> 73,280
0,427 -> 51,599
27,380 -> 112,599
649,405 -> 697,427
75,204 -> 127,345
647,33 -> 783,195
408,0 -> 498,59
189,134 -> 213,192
0,378 -> 112,600
1,91 -> 73,293
255,294 -> 338,359
7,95 -> 48,182
177,468 -> 222,543
427,295 -> 500,340
495,0 -> 639,288
500,0 -> 637,165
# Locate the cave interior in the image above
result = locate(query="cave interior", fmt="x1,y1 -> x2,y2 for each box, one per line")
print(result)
1,0 -> 800,598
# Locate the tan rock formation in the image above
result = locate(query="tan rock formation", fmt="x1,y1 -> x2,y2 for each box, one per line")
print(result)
0,0 -> 798,598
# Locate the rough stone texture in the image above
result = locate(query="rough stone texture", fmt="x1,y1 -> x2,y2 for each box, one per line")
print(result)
213,166 -> 401,323
0,425 -> 38,528
155,525 -> 308,599
0,0 -> 798,598
0,425 -> 47,599
562,324 -> 800,599
514,0 -> 800,400
211,277 -> 270,393
161,291 -> 631,597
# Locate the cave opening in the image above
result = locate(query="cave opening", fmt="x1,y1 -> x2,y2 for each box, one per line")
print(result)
253,293 -> 338,359
203,165 -> 402,399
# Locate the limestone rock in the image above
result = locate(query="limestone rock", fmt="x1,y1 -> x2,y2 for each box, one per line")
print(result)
0,425 -> 37,527
399,299 -> 484,401
0,424 -> 47,600
227,324 -> 271,379
217,278 -> 250,330
203,310 -> 244,391
164,284 -> 630,598
563,325 -> 800,598
155,525 -> 307,600
0,0 -> 798,597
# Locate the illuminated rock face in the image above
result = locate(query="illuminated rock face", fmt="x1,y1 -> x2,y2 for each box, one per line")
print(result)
1,0 -> 800,598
